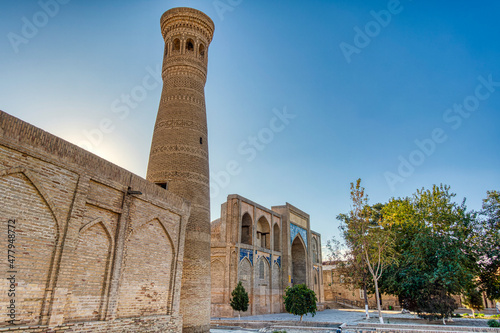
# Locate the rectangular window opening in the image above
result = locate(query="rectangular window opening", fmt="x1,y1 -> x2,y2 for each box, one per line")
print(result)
156,182 -> 168,190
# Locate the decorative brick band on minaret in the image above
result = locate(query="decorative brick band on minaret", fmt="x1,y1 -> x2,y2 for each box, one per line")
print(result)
146,7 -> 214,333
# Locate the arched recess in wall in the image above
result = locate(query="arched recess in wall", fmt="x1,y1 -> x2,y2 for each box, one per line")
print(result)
67,218 -> 114,322
272,262 -> 281,312
291,235 -> 307,285
273,223 -> 280,251
238,257 -> 252,307
241,213 -> 252,245
257,257 -> 270,281
256,257 -> 270,308
116,218 -> 175,318
211,259 -> 225,304
230,250 -> 237,294
312,237 -> 319,264
0,167 -> 61,326
313,270 -> 320,300
256,216 -> 270,249
272,262 -> 280,290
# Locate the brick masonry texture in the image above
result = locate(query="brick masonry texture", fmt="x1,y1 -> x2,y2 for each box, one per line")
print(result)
0,110 -> 190,332
146,7 -> 215,333
210,195 -> 324,317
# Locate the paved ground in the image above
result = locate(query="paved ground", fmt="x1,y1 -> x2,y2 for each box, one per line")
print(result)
211,308 -> 397,332
212,308 -> 405,325
210,308 -> 492,332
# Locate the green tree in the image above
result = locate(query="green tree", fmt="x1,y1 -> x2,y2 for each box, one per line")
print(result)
326,236 -> 372,319
477,191 -> 500,300
380,184 -> 477,324
462,287 -> 484,318
483,190 -> 500,226
338,179 -> 395,323
283,284 -> 317,321
230,281 -> 249,319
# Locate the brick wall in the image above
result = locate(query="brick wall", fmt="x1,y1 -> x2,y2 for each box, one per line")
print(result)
0,110 -> 190,332
322,264 -> 400,309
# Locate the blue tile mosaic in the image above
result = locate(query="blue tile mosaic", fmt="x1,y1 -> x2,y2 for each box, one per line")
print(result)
256,252 -> 271,264
239,248 -> 253,265
274,256 -> 281,267
290,223 -> 307,248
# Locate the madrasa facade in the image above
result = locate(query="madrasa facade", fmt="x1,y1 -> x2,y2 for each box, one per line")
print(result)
210,195 -> 324,317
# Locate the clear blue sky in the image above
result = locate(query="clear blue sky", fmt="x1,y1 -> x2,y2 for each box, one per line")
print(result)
1,1 -> 499,252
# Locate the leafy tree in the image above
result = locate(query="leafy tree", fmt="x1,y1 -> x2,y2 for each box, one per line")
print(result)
338,179 -> 395,323
462,287 -> 484,318
477,191 -> 500,300
230,281 -> 249,319
326,236 -> 372,319
283,284 -> 317,321
483,190 -> 500,227
380,184 -> 477,324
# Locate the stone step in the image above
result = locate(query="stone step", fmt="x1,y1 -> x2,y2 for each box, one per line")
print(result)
345,322 -> 500,333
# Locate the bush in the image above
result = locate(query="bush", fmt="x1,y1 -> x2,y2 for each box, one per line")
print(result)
283,284 -> 317,321
488,319 -> 500,327
230,281 -> 249,319
491,314 -> 500,319
411,292 -> 458,322
476,313 -> 485,318
452,313 -> 462,318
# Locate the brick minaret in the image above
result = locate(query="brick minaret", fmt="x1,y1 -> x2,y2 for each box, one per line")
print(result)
146,7 -> 214,333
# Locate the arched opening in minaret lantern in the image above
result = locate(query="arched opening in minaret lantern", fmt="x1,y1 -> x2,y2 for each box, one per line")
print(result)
186,38 -> 194,52
173,38 -> 181,52
199,44 -> 205,59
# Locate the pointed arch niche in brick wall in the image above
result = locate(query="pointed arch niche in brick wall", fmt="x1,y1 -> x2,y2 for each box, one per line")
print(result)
238,257 -> 253,310
116,217 -> 176,318
0,167 -> 61,326
211,259 -> 225,304
67,218 -> 114,322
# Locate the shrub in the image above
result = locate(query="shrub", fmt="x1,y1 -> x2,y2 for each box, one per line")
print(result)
230,281 -> 249,320
488,319 -> 500,327
283,284 -> 317,321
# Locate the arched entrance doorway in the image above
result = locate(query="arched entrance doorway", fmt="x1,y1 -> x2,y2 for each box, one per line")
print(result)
291,235 -> 306,285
